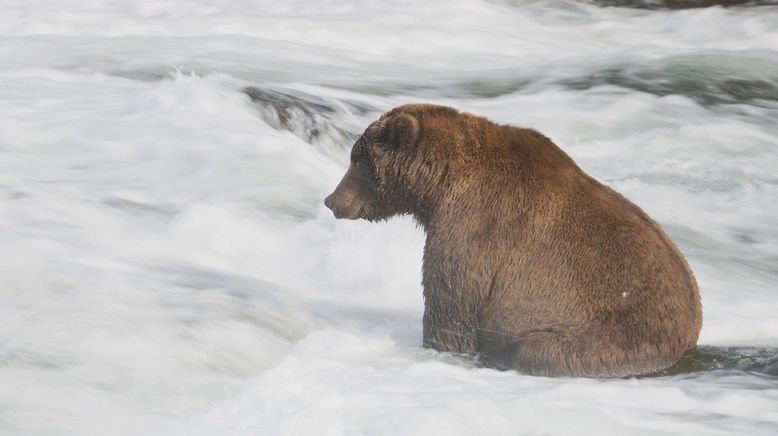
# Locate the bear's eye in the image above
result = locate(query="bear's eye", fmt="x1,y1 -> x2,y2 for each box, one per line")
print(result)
360,129 -> 387,152
350,132 -> 374,162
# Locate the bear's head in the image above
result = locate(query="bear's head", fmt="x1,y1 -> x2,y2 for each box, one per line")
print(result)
325,105 -> 447,222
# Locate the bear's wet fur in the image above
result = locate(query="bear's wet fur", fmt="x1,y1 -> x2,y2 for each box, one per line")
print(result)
325,104 -> 702,377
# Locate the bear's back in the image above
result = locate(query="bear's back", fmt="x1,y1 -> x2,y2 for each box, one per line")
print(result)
475,159 -> 702,376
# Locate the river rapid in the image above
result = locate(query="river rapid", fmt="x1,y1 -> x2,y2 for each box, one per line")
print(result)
1,1 -> 777,435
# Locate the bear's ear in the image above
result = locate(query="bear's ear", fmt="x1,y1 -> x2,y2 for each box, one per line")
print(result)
376,113 -> 419,149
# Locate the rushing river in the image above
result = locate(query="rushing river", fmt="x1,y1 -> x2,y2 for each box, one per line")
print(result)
1,1 -> 777,435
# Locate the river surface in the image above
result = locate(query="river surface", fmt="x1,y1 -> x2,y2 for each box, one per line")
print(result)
1,1 -> 777,435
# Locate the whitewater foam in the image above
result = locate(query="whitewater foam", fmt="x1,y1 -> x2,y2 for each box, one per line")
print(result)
1,1 -> 777,435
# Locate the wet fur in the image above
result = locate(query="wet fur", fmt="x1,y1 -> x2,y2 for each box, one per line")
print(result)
326,104 -> 702,377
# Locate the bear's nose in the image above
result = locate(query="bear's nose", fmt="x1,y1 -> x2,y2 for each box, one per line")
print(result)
324,194 -> 335,210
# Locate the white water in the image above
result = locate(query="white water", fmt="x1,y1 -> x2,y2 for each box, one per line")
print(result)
1,1 -> 777,435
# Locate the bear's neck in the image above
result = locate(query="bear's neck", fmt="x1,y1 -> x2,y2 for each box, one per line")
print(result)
416,183 -> 533,256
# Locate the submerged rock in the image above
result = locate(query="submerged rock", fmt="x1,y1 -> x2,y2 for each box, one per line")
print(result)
589,0 -> 778,10
243,86 -> 379,155
561,62 -> 778,107
658,345 -> 778,376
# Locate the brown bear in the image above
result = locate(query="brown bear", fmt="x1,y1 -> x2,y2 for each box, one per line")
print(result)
324,104 -> 702,377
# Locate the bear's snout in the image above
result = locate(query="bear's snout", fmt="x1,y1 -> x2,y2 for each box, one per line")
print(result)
325,162 -> 374,220
324,190 -> 362,220
324,193 -> 335,210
